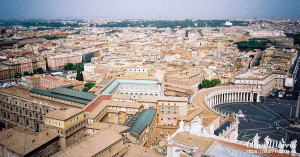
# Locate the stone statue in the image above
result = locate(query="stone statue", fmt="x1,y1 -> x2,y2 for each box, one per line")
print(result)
290,139 -> 297,154
190,116 -> 203,136
202,128 -> 209,136
278,140 -> 284,153
253,133 -> 261,148
166,132 -> 171,141
229,129 -> 238,141
264,135 -> 271,148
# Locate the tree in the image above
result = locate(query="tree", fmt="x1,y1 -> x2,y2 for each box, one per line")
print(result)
37,67 -> 44,74
64,62 -> 75,70
84,82 -> 95,90
82,87 -> 89,92
14,73 -> 21,78
23,71 -> 29,76
75,63 -> 84,71
76,70 -> 83,81
198,78 -> 221,90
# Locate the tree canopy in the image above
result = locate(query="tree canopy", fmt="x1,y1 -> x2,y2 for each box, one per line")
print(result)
64,62 -> 75,70
23,71 -> 29,76
234,38 -> 271,52
36,67 -> 44,74
198,78 -> 221,89
83,82 -> 95,92
285,32 -> 300,45
75,62 -> 84,81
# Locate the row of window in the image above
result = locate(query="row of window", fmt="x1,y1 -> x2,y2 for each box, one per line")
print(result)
1,104 -> 44,120
119,92 -> 159,96
160,108 -> 177,113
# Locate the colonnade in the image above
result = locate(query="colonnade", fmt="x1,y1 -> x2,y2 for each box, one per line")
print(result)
190,85 -> 262,115
206,91 -> 260,108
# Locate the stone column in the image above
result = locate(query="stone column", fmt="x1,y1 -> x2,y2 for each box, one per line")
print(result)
256,92 -> 260,102
214,96 -> 216,106
234,92 -> 237,102
227,93 -> 229,102
221,94 -> 223,104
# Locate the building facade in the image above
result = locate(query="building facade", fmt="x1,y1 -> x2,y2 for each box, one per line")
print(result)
47,53 -> 82,70
43,108 -> 87,149
0,86 -> 56,131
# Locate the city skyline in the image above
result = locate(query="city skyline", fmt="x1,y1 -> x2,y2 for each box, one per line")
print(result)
1,0 -> 300,19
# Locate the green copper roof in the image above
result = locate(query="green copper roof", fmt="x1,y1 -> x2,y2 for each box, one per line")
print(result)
30,86 -> 96,105
52,86 -> 95,101
121,109 -> 156,137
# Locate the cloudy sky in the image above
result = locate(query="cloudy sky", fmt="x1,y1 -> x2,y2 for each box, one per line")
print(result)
1,0 -> 300,19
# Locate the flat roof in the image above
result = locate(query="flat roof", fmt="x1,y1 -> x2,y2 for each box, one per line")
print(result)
101,79 -> 158,94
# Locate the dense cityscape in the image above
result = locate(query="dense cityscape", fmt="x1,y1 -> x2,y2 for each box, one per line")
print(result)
1,1 -> 300,157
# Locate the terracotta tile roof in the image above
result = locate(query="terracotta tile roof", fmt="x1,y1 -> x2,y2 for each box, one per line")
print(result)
85,95 -> 112,112
125,144 -> 164,157
0,126 -> 59,156
52,127 -> 123,157
0,86 -> 32,100
86,122 -> 128,133
45,108 -> 83,121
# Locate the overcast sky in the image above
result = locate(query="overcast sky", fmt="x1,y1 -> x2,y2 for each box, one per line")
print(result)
1,0 -> 300,19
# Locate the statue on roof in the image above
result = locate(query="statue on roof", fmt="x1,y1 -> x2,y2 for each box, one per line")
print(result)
291,139 -> 297,154
253,133 -> 261,148
264,135 -> 271,148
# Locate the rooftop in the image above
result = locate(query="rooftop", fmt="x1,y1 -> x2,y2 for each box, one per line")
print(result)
52,127 -> 124,157
122,108 -> 156,136
30,85 -> 96,105
125,144 -> 164,157
45,108 -> 83,121
101,79 -> 158,94
0,126 -> 59,156
85,95 -> 112,112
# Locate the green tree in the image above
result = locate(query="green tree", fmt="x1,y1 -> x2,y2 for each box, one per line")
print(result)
82,87 -> 89,92
84,82 -> 95,90
23,71 -> 29,76
198,78 -> 221,90
37,67 -> 44,74
64,62 -> 75,70
75,63 -> 84,71
76,70 -> 83,81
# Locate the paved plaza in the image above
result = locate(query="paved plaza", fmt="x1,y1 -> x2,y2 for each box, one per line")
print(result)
214,98 -> 300,151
